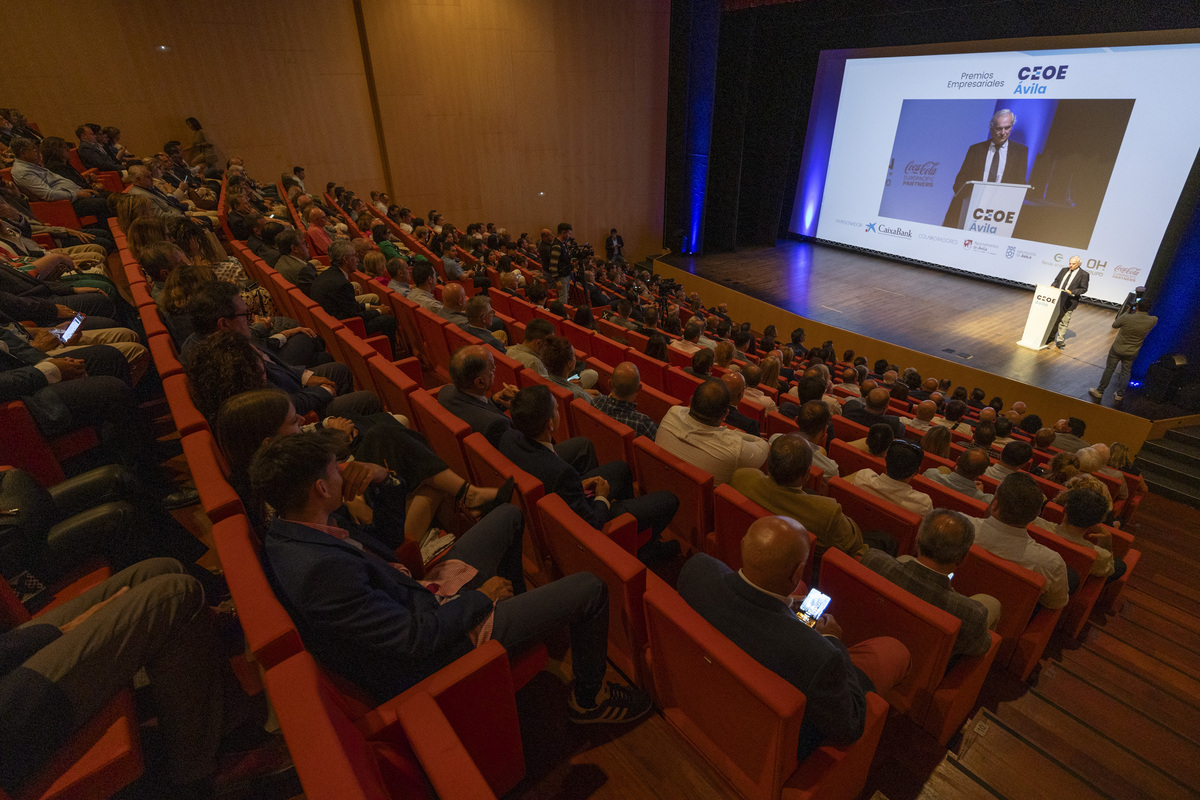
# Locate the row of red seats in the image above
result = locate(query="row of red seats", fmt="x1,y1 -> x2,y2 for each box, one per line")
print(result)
113,198 -> 530,800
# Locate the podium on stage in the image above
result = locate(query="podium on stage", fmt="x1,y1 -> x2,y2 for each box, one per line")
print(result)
1017,285 -> 1067,351
952,181 -> 1032,236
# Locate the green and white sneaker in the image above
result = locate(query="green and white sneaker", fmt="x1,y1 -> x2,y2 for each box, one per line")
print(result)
567,681 -> 653,725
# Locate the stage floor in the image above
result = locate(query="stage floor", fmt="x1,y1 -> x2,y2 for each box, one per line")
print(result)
663,240 -> 1121,403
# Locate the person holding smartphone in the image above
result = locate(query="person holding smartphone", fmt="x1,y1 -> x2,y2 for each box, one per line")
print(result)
678,516 -> 911,761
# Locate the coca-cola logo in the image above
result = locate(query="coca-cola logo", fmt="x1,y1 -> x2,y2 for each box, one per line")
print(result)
904,160 -> 940,176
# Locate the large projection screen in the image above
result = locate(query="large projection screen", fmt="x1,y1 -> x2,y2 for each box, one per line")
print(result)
790,36 -> 1200,305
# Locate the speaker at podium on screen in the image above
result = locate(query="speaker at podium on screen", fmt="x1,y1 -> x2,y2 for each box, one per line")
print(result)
950,181 -> 1033,237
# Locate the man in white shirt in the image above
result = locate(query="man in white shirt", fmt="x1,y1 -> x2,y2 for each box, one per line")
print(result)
847,440 -> 934,517
985,441 -> 1034,482
903,399 -> 938,432
741,362 -> 778,414
972,472 -> 1072,609
922,447 -> 993,505
655,378 -> 768,486
669,318 -> 706,356
407,261 -> 444,314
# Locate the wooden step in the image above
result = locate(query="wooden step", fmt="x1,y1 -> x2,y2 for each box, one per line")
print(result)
1116,596 -> 1200,653
1122,585 -> 1200,638
1057,647 -> 1200,743
955,710 -> 1108,800
1125,571 -> 1200,619
997,688 -> 1197,800
1089,616 -> 1200,682
916,757 -> 1003,800
1029,664 -> 1200,793
1082,628 -> 1200,707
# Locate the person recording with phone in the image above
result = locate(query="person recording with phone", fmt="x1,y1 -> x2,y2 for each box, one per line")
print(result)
678,516 -> 910,760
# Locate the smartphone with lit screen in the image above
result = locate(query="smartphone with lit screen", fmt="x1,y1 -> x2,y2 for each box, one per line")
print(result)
796,588 -> 832,627
51,314 -> 84,344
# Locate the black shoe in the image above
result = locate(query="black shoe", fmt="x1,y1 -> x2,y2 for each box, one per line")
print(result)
161,487 -> 200,510
637,538 -> 681,564
567,681 -> 653,725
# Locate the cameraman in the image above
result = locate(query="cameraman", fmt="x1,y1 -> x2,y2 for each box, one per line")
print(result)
549,222 -> 575,299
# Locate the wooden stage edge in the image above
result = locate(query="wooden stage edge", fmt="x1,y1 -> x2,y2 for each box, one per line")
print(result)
651,257 -> 1154,453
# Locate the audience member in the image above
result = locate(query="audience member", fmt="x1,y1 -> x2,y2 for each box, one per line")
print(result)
732,434 -> 884,559
972,472 -> 1072,609
678,517 -> 910,761
656,378 -> 769,486
862,509 -> 1000,658
498,385 -> 679,563
254,433 -> 653,723
592,361 -> 659,439
847,440 -> 934,516
922,447 -> 993,504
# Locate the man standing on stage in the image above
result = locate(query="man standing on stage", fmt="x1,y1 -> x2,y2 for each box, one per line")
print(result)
1089,298 -> 1157,405
1050,255 -> 1089,349
943,109 -> 1029,228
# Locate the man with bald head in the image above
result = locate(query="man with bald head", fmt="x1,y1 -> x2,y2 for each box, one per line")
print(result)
732,434 -> 874,560
656,378 -> 769,486
741,362 -> 778,414
721,371 -> 760,436
840,368 -> 862,397
437,283 -> 469,326
842,387 -> 904,439
862,509 -> 1000,658
678,517 -> 910,760
909,377 -> 938,402
592,361 -> 658,439
904,400 -> 938,433
922,446 -> 994,504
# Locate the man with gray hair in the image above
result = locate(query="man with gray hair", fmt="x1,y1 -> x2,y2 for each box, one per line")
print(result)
862,509 -> 1000,658
943,108 -> 1029,228
310,239 -> 397,348
126,164 -> 185,217
460,295 -> 508,353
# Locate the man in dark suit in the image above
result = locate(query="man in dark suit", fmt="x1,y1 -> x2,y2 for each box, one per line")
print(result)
496,385 -> 680,563
459,295 -> 507,353
942,109 -> 1029,228
184,281 -> 380,417
677,517 -> 909,760
0,262 -> 117,321
255,433 -> 652,723
273,229 -> 317,295
1049,255 -> 1090,349
841,387 -> 904,440
310,240 -> 397,350
1089,297 -> 1157,405
604,228 -> 625,263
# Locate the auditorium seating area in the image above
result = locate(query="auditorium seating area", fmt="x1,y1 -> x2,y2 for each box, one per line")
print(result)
2,119 -> 1195,800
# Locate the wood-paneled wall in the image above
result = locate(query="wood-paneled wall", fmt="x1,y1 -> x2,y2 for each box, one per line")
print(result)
6,1 -> 669,258
4,0 -> 384,196
358,0 -> 670,259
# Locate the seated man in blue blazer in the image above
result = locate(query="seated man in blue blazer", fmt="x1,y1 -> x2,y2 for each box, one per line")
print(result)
678,516 -> 910,761
254,432 -> 651,724
496,384 -> 681,564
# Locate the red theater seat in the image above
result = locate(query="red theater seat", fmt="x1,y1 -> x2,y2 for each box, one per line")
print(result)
643,580 -> 888,800
817,549 -> 1000,745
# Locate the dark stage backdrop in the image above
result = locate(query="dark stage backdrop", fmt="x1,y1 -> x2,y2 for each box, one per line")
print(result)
664,0 -> 1200,378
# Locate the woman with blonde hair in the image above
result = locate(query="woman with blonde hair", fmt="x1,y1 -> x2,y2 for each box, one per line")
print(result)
126,215 -> 171,264
116,193 -> 156,234
921,424 -> 953,459
1044,451 -> 1081,486
362,250 -> 388,284
759,356 -> 783,393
